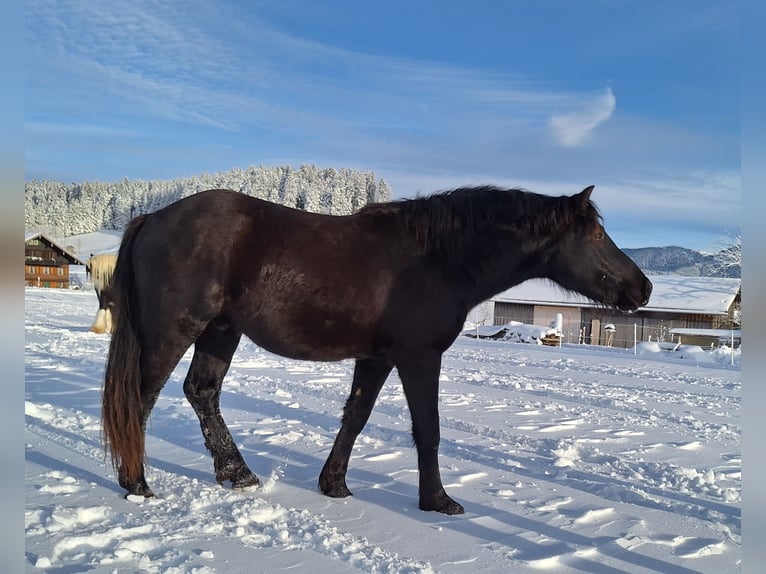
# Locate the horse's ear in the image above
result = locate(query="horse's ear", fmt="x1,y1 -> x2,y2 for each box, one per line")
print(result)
579,185 -> 595,201
574,185 -> 595,211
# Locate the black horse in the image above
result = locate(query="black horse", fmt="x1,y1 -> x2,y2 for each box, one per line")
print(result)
102,185 -> 651,515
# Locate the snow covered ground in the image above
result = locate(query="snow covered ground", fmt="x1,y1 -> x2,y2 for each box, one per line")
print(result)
25,288 -> 741,573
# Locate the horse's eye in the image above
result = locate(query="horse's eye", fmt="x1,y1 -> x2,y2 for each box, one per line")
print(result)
594,230 -> 604,241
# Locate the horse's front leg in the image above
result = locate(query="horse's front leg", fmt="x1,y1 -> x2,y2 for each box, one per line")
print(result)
397,351 -> 464,515
319,356 -> 393,497
184,326 -> 259,489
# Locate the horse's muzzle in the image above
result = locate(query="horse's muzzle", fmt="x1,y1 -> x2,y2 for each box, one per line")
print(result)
640,278 -> 653,307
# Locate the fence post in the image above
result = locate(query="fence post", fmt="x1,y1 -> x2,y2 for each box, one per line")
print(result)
634,323 -> 637,355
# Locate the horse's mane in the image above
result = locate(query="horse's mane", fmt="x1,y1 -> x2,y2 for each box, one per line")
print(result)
359,186 -> 601,256
88,253 -> 118,291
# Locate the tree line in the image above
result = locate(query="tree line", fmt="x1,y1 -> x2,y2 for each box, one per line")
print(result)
25,164 -> 392,237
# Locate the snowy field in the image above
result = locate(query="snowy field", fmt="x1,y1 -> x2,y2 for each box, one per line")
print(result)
25,288 -> 741,573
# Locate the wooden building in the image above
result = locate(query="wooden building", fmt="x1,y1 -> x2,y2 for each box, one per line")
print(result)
25,231 -> 85,289
490,276 -> 741,349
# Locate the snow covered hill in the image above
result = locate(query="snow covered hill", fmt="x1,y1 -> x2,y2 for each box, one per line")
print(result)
25,288 -> 740,573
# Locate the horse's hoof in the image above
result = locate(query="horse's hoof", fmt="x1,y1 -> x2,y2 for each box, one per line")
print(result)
319,481 -> 353,498
420,493 -> 465,515
124,485 -> 155,499
232,473 -> 261,490
119,474 -> 155,498
217,466 -> 260,489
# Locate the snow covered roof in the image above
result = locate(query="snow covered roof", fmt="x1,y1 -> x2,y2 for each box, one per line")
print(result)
492,275 -> 740,316
53,230 -> 123,258
25,229 -> 87,265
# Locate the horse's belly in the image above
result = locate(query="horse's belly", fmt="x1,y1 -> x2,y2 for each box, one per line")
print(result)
244,317 -> 373,362
237,268 -> 385,361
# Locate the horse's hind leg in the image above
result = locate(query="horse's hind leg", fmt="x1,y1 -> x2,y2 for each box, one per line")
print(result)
319,356 -> 393,498
117,386 -> 163,497
118,340 -> 193,497
183,322 -> 259,489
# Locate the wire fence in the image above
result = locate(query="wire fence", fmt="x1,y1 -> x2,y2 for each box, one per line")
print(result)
490,303 -> 740,351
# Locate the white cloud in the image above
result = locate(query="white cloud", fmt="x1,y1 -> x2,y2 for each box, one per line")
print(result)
549,87 -> 616,147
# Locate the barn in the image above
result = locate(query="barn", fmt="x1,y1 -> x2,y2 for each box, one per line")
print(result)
24,230 -> 86,289
490,275 -> 741,349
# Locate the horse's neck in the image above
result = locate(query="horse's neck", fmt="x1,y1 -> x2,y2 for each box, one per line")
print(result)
452,232 -> 553,308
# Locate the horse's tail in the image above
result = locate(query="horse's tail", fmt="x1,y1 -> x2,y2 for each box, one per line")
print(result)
102,214 -> 148,486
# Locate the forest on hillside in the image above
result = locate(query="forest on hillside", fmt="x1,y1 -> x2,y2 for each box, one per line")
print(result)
623,245 -> 740,278
25,164 -> 392,237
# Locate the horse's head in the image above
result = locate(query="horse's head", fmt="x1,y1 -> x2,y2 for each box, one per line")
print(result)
545,186 -> 652,312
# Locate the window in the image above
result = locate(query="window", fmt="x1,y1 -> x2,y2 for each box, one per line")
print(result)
57,267 -> 64,276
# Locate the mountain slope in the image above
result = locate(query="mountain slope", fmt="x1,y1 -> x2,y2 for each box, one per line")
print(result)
623,246 -> 739,277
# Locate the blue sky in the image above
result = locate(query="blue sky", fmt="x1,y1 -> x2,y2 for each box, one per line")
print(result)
25,0 -> 740,251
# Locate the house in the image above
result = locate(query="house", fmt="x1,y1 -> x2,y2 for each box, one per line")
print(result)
25,230 -> 86,289
490,275 -> 741,349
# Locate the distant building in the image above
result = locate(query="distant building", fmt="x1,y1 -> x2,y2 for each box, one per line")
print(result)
490,276 -> 741,349
25,230 -> 85,289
